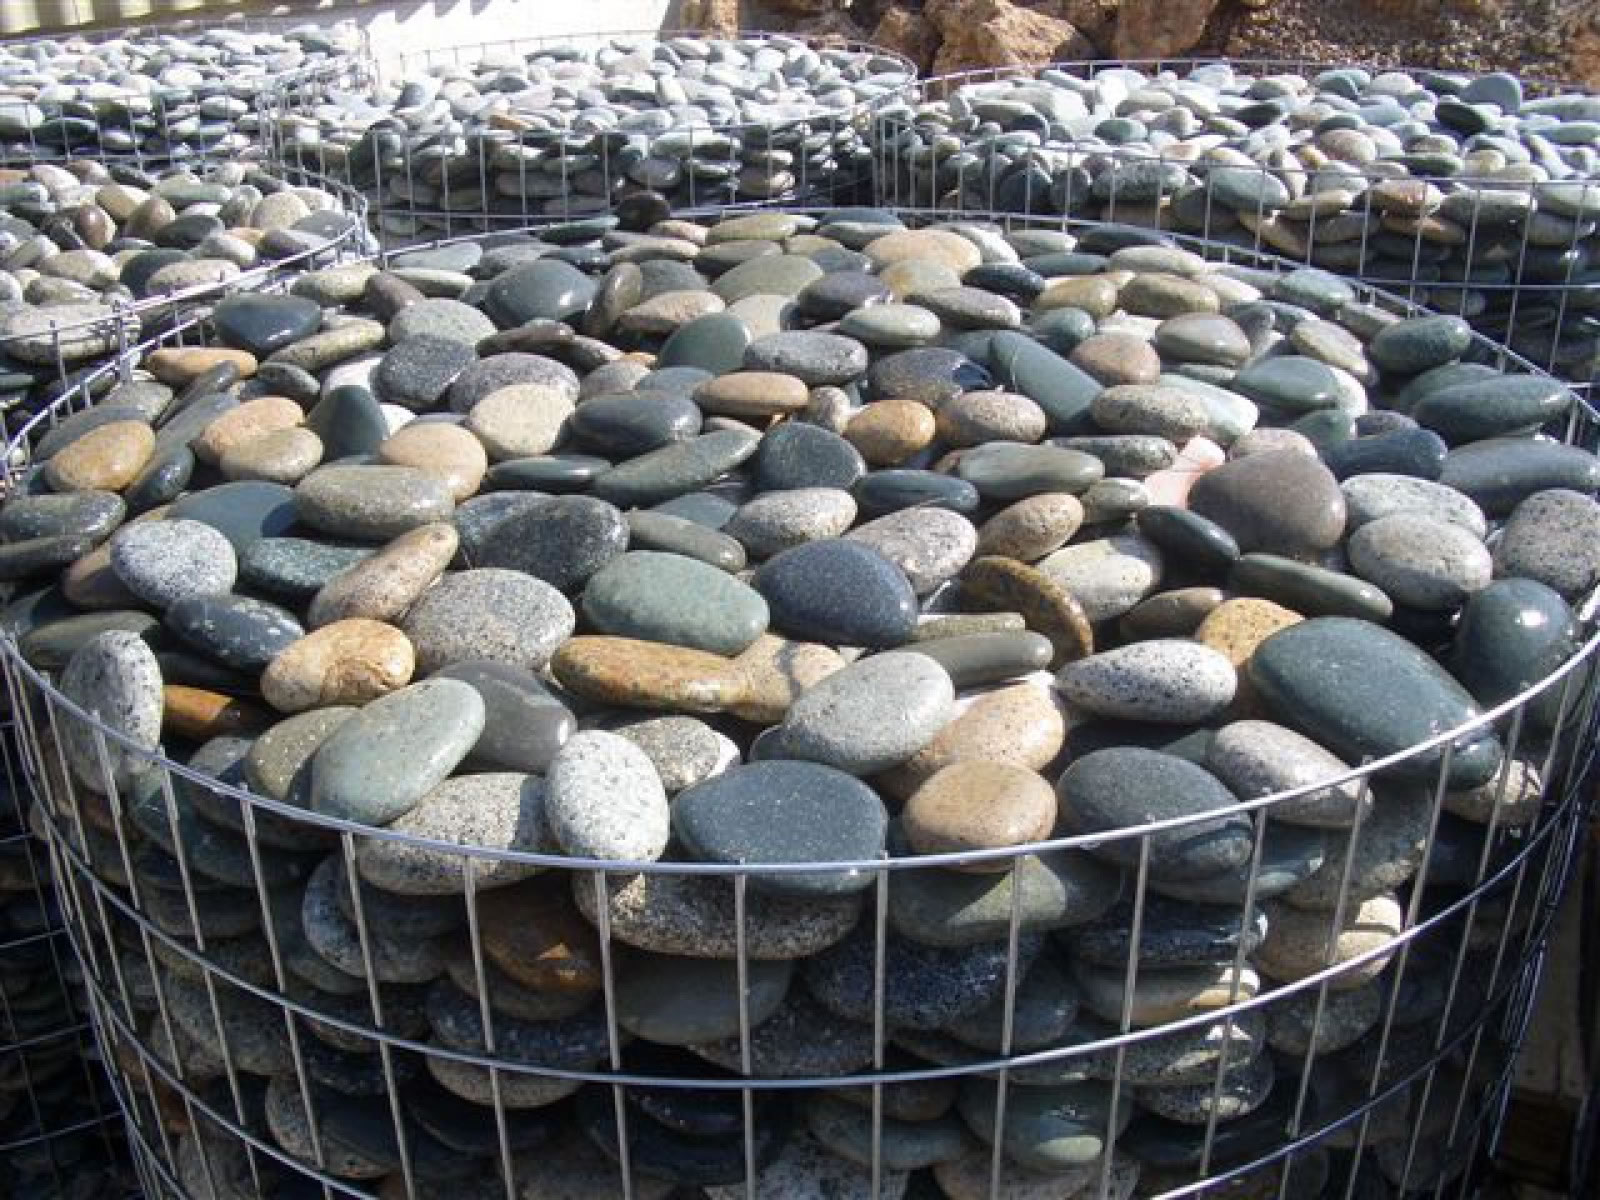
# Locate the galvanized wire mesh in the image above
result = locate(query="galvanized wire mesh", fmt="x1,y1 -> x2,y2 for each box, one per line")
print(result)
0,212 -> 1595,1200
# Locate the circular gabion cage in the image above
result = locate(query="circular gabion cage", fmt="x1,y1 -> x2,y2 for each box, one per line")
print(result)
260,32 -> 917,241
0,206 -> 1597,1200
0,20 -> 366,168
0,160 -> 373,435
0,703 -> 134,1196
873,60 -> 1600,395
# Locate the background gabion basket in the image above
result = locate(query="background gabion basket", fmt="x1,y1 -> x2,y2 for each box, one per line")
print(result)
0,19 -> 366,168
0,207 -> 1597,1200
260,32 -> 916,242
0,160 -> 374,437
872,60 -> 1600,397
0,693 -> 134,1196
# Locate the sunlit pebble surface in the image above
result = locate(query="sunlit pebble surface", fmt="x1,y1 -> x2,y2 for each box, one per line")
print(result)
4,203 -> 1596,1197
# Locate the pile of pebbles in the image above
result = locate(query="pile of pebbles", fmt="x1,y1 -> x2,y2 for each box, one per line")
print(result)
3,204 -> 1598,1198
268,35 -> 914,236
0,159 -> 368,421
877,63 -> 1600,382
0,23 -> 361,163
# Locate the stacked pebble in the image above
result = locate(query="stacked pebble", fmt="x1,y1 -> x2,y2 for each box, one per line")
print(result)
0,24 -> 362,163
267,35 -> 915,237
0,159 -> 368,415
876,63 -> 1600,384
0,717 -> 132,1198
3,205 -> 1595,1198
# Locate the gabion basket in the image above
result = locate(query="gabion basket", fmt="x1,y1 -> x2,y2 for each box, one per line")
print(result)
1,208 -> 1597,1200
0,19 -> 366,168
0,160 -> 373,435
872,60 -> 1600,396
0,705 -> 134,1197
260,32 -> 917,242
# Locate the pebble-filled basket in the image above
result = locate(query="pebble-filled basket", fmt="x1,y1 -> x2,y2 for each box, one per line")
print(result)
259,32 -> 917,241
873,60 -> 1600,395
0,700 -> 135,1196
0,205 -> 1597,1200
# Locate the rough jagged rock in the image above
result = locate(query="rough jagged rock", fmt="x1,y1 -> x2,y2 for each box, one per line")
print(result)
1112,0 -> 1221,57
682,0 -> 743,35
927,0 -> 1096,74
871,5 -> 944,72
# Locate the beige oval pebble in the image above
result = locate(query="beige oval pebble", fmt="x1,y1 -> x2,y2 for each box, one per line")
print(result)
935,390 -> 1046,447
976,493 -> 1085,561
45,421 -> 153,491
261,618 -> 415,713
144,346 -> 257,386
1256,894 -> 1404,990
880,681 -> 1067,800
308,523 -> 459,628
845,399 -> 936,466
1075,960 -> 1260,1027
466,383 -> 574,460
220,426 -> 324,484
694,371 -> 809,418
903,761 -> 1057,870
1070,332 -> 1162,386
865,228 -> 981,273
725,633 -> 847,724
378,422 -> 488,500
1035,276 -> 1120,319
193,395 -> 303,466
1194,597 -> 1304,668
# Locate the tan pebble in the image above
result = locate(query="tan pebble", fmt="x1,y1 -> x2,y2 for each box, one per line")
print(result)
61,542 -> 139,609
45,421 -> 153,491
377,422 -> 487,500
1195,598 -> 1303,668
308,523 -> 459,628
961,556 -> 1094,667
878,259 -> 961,300
465,383 -> 573,460
192,395 -> 303,466
220,426 -> 324,484
1076,961 -> 1260,1027
725,633 -> 847,724
902,761 -> 1057,870
880,681 -> 1067,800
144,346 -> 257,386
1120,272 -> 1222,318
616,290 -> 725,335
163,685 -> 273,741
694,371 -> 809,418
261,619 -> 415,713
1070,332 -> 1162,386
935,390 -> 1046,446
1035,276 -> 1120,319
478,879 -> 604,994
845,399 -> 936,466
550,636 -> 743,714
1256,894 -> 1403,990
976,494 -> 1084,561
864,229 -> 982,274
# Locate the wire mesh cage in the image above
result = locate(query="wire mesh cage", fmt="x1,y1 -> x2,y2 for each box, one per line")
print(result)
872,60 -> 1600,397
0,19 -> 367,168
0,208 -> 1597,1200
260,32 -> 918,243
0,158 -> 374,439
0,688 -> 135,1197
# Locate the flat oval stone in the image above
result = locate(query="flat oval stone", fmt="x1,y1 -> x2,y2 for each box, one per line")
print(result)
0,490 -> 124,542
168,480 -> 297,552
844,507 -> 976,596
1449,579 -> 1579,723
1256,893 -> 1402,987
1346,513 -> 1492,610
310,678 -> 485,826
593,428 -> 761,508
109,518 -> 237,608
295,466 -> 455,542
673,761 -> 886,897
754,422 -> 867,492
402,568 -> 575,673
1206,720 -> 1367,829
1367,314 -> 1472,374
212,294 -> 323,358
902,761 -> 1056,865
959,1079 -> 1126,1171
1250,616 -> 1502,788
745,331 -> 869,386
1232,355 -> 1343,414
261,619 -> 415,712
955,443 -> 1103,501
1036,535 -> 1164,623
1439,438 -> 1600,517
546,730 -> 669,862
1136,506 -> 1240,574
1058,746 -> 1254,881
616,953 -> 792,1046
1188,450 -> 1346,556
1230,553 -> 1394,622
59,630 -> 163,790
240,538 -> 374,601
1056,640 -> 1236,723
754,539 -> 918,648
1412,375 -> 1573,444
45,420 -> 154,492
906,631 -> 1055,689
582,550 -> 767,656
1340,474 -> 1487,537
357,773 -> 548,894
775,651 -> 954,776
1493,489 -> 1600,601
431,660 -> 572,774
165,593 -> 304,671
486,258 -> 597,327
373,335 -> 477,411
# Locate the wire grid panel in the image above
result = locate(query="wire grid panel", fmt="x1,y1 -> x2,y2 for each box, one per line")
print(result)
259,31 -> 917,242
0,159 -> 374,438
0,19 -> 368,169
1,216 -> 1598,1200
872,60 -> 1600,391
0,704 -> 134,1196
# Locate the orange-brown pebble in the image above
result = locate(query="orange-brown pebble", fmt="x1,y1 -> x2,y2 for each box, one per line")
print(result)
44,421 -> 154,492
261,619 -> 415,713
163,685 -> 273,741
192,395 -> 303,466
902,761 -> 1058,871
845,399 -> 936,466
144,346 -> 257,386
